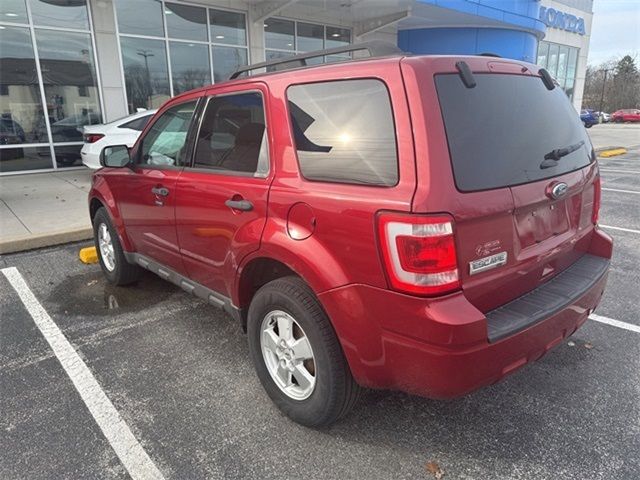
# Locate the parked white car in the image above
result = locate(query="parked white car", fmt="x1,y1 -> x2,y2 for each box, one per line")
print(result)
81,109 -> 157,169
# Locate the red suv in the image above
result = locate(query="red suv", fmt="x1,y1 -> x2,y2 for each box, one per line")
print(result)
89,43 -> 612,426
611,109 -> 640,123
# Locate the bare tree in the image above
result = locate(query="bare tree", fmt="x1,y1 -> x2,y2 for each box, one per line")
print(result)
584,55 -> 640,111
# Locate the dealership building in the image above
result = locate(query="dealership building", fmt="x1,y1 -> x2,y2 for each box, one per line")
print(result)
0,0 -> 593,175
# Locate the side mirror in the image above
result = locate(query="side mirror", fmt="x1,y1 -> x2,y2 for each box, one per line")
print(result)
100,145 -> 131,168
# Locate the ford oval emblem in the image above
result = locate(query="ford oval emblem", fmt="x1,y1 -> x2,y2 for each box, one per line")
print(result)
548,182 -> 568,200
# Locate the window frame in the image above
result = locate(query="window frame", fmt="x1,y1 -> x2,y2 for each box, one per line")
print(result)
133,97 -> 201,171
185,88 -> 271,178
285,77 -> 400,188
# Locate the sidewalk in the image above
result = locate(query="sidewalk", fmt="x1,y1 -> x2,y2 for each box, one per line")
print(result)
0,169 -> 93,254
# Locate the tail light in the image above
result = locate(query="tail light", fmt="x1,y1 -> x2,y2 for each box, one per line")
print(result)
377,212 -> 460,296
84,133 -> 104,143
592,175 -> 601,224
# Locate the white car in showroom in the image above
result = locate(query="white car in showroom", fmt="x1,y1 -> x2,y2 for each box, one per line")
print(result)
81,109 -> 156,169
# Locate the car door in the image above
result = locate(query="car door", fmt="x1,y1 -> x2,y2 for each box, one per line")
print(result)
174,85 -> 272,297
115,98 -> 199,273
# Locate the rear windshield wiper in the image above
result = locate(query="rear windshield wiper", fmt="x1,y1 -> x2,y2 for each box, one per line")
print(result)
540,140 -> 585,169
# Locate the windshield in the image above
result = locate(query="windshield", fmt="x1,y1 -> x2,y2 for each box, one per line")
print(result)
435,73 -> 593,192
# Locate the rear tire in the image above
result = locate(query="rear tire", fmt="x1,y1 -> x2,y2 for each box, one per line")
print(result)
93,207 -> 140,285
247,276 -> 361,427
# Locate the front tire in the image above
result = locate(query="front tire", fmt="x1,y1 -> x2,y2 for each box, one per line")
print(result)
247,276 -> 361,427
93,207 -> 140,285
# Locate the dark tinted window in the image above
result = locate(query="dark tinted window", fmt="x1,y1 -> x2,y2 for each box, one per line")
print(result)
120,114 -> 152,131
139,101 -> 196,167
435,73 -> 592,192
287,79 -> 397,186
192,92 -> 268,175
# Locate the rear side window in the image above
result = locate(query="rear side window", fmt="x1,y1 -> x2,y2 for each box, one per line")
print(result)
287,79 -> 398,186
435,73 -> 592,192
120,114 -> 152,131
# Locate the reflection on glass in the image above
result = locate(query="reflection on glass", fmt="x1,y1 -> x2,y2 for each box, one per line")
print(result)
213,46 -> 247,83
165,3 -> 207,42
325,26 -> 350,49
297,22 -> 324,52
35,30 -> 101,142
0,146 -> 53,172
29,0 -> 89,30
1,0 -> 28,24
0,26 -> 47,144
265,49 -> 295,72
557,45 -> 568,80
567,47 -> 578,79
115,0 -> 163,37
288,80 -> 397,186
120,37 -> 170,113
265,18 -> 294,50
537,41 -> 549,69
55,144 -> 82,168
547,43 -> 559,77
210,9 -> 246,46
170,42 -> 210,94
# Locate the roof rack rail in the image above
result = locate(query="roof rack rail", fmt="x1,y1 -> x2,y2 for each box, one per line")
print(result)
229,41 -> 403,80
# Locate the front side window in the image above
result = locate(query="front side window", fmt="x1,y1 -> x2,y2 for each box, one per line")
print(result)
192,92 -> 268,176
287,79 -> 398,186
139,101 -> 196,167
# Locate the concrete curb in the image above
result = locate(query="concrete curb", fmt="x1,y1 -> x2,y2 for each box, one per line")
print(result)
595,146 -> 625,153
0,227 -> 93,255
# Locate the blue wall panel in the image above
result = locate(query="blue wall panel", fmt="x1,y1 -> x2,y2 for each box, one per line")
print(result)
398,27 -> 538,62
398,0 -> 543,62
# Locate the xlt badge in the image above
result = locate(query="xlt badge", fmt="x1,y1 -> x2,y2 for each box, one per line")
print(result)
469,251 -> 508,275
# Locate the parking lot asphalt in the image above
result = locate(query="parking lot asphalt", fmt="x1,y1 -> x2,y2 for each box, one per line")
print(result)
2,149 -> 640,480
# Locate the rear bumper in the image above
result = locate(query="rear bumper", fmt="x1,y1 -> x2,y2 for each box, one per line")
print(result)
318,230 -> 612,399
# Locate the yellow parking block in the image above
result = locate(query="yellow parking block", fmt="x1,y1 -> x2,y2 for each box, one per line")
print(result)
599,148 -> 627,158
79,246 -> 99,264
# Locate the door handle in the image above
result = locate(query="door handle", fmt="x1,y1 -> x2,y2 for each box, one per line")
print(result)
151,186 -> 169,196
225,199 -> 253,212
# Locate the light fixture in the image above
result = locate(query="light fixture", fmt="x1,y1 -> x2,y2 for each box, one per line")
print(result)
287,43 -> 292,47
215,35 -> 224,39
263,23 -> 269,28
5,12 -> 19,17
331,33 -> 340,37
164,10 -> 172,14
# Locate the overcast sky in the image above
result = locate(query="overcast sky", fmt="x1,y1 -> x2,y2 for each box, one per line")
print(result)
588,0 -> 640,66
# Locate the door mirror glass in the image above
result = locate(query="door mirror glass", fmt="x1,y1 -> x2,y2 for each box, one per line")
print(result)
101,145 -> 130,168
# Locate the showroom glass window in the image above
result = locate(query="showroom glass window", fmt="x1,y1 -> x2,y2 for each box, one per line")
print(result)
537,40 -> 579,100
0,0 -> 101,173
265,18 -> 351,68
114,1 -> 249,112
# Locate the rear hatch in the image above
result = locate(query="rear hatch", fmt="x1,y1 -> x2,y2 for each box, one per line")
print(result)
404,58 -> 599,312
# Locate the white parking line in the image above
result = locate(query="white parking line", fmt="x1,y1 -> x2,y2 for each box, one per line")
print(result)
1,267 -> 165,480
590,314 -> 640,333
600,169 -> 640,174
600,224 -> 640,235
602,187 -> 640,195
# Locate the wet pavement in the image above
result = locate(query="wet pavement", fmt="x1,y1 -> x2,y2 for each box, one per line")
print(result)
1,149 -> 639,480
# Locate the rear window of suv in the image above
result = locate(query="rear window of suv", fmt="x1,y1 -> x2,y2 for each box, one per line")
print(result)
287,79 -> 398,186
435,73 -> 593,192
